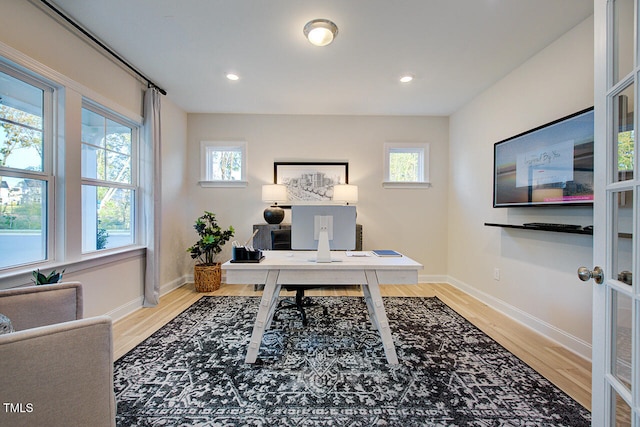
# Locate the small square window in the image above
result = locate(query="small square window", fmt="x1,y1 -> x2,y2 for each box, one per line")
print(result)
383,142 -> 431,188
200,141 -> 247,187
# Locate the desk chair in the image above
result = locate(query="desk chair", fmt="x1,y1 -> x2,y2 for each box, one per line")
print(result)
271,229 -> 327,325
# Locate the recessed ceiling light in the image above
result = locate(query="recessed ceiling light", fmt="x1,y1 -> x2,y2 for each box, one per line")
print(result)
400,74 -> 414,83
226,73 -> 240,81
303,19 -> 338,47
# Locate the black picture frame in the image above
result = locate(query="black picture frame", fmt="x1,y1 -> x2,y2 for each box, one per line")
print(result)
274,161 -> 349,204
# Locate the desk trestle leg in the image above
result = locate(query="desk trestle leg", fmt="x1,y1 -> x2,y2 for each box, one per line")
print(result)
245,270 -> 280,364
265,283 -> 282,330
364,270 -> 399,365
362,286 -> 380,331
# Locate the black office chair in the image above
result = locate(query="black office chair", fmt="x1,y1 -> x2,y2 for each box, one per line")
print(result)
271,229 -> 327,326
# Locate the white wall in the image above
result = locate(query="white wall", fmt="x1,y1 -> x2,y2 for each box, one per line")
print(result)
448,17 -> 595,358
186,114 -> 449,278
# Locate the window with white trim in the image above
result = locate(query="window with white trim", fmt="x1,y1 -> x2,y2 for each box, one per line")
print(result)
81,104 -> 137,252
383,142 -> 431,188
0,66 -> 53,269
199,140 -> 247,187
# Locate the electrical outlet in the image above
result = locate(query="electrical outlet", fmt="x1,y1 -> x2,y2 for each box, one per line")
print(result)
493,268 -> 500,281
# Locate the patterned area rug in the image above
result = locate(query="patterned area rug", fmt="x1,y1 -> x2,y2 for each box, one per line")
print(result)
114,296 -> 590,426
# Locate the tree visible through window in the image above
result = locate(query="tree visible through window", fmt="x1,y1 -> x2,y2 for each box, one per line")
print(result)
0,68 -> 50,269
81,105 -> 136,252
200,141 -> 247,187
618,130 -> 634,171
384,142 -> 430,187
0,106 -> 43,169
208,149 -> 242,180
389,150 -> 421,182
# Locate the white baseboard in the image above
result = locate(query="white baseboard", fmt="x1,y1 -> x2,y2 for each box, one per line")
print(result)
159,275 -> 188,297
445,275 -> 592,362
107,275 -> 190,322
106,296 -> 144,322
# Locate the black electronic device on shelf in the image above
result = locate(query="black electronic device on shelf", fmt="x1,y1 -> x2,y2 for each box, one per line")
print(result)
522,222 -> 583,231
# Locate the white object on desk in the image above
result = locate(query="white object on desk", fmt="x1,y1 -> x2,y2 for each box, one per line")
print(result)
222,250 -> 423,365
346,251 -> 371,257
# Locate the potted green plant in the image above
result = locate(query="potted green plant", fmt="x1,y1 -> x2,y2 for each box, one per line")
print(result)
186,211 -> 234,292
31,269 -> 65,285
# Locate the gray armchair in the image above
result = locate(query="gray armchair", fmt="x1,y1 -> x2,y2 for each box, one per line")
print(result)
0,282 -> 116,427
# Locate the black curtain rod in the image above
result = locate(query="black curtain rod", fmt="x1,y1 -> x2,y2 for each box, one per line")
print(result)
39,0 -> 167,96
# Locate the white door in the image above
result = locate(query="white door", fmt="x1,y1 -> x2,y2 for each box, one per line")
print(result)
590,0 -> 638,424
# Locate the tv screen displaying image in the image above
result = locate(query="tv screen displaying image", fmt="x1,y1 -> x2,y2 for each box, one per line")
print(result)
493,107 -> 594,208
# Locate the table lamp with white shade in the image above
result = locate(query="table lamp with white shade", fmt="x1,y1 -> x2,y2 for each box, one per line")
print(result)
262,184 -> 288,224
332,184 -> 358,205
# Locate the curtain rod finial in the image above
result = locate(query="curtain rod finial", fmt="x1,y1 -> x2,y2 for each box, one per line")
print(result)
147,82 -> 167,96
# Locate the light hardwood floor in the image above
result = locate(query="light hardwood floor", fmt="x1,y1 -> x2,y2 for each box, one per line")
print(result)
113,282 -> 592,410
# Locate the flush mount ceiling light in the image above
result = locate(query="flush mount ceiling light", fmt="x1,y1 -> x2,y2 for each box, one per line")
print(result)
303,19 -> 338,46
226,73 -> 240,81
400,74 -> 414,83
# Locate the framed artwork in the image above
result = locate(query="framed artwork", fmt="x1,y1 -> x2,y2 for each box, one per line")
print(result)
274,161 -> 349,203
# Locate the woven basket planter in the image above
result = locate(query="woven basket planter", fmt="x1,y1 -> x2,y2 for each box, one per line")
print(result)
194,263 -> 221,292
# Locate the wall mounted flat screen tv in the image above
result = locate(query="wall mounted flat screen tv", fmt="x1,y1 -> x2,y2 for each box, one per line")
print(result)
493,107 -> 594,208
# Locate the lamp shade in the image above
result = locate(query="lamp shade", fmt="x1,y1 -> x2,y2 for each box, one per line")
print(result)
333,184 -> 358,204
261,184 -> 287,203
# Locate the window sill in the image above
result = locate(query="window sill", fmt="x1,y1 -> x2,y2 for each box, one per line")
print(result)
0,246 -> 146,290
79,245 -> 146,264
382,181 -> 432,189
199,180 -> 248,188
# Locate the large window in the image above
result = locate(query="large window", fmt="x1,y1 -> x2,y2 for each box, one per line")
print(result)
81,105 -> 137,252
0,55 -> 144,280
0,68 -> 52,269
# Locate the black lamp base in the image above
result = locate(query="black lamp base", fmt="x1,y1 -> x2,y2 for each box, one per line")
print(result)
264,206 -> 285,224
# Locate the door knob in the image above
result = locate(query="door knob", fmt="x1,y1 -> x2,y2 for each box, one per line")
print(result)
577,266 -> 604,284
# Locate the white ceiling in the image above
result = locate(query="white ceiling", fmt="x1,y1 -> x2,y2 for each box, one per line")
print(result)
50,0 -> 593,116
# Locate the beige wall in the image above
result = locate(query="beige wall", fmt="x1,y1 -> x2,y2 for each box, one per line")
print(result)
0,1 -> 190,319
158,99 -> 190,291
448,17 -> 594,358
186,114 -> 449,278
1,0 -> 598,359
0,1 -> 143,117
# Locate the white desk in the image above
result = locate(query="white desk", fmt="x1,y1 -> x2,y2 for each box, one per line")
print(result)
222,250 -> 423,364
